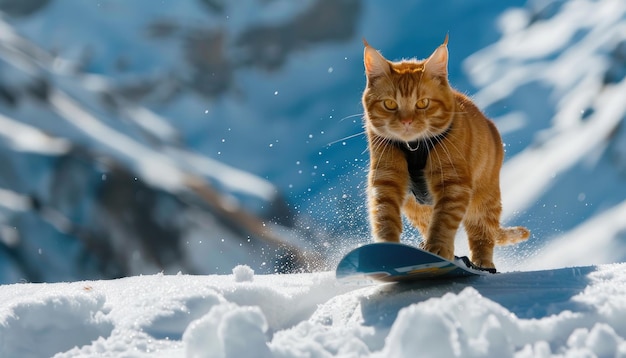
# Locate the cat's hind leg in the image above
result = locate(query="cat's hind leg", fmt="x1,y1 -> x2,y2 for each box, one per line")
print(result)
464,189 -> 502,269
422,184 -> 471,261
402,197 -> 432,240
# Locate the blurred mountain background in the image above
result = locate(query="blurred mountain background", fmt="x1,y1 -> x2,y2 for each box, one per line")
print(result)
0,0 -> 624,283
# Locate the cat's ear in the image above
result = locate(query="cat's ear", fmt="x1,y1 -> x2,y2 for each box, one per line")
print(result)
363,39 -> 390,78
424,34 -> 449,79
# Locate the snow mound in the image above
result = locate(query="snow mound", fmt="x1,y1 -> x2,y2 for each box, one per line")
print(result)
0,287 -> 113,358
232,264 -> 255,283
183,303 -> 271,358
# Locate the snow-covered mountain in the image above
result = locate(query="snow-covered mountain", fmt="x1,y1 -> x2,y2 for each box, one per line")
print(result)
0,0 -> 343,283
0,0 -> 625,283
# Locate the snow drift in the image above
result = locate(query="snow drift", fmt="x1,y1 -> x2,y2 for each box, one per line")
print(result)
2,263 -> 626,357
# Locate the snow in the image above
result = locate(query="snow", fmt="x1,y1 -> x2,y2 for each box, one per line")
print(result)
48,89 -> 187,192
1,264 -> 626,357
527,200 -> 626,270
0,112 -> 71,155
232,264 -> 254,282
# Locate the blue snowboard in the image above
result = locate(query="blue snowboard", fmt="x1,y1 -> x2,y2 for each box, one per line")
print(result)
336,242 -> 495,283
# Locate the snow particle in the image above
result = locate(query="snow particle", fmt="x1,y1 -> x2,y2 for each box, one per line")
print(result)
274,91 -> 278,95
327,67 -> 334,73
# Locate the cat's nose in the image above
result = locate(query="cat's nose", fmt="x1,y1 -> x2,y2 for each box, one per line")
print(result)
400,118 -> 413,126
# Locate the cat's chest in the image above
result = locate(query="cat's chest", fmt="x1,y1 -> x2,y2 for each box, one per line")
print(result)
395,130 -> 449,204
397,142 -> 433,205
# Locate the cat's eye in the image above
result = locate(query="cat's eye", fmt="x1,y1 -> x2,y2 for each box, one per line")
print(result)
383,99 -> 398,111
416,98 -> 430,109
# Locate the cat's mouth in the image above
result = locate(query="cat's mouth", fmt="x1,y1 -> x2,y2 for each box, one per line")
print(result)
393,129 -> 427,143
372,123 -> 440,143
378,129 -> 420,143
390,126 -> 448,143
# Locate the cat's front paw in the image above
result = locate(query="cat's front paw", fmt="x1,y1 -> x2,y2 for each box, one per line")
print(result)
420,242 -> 454,261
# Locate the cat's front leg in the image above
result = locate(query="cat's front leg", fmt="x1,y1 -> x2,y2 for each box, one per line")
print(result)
367,148 -> 410,243
421,183 -> 471,260
368,180 -> 409,243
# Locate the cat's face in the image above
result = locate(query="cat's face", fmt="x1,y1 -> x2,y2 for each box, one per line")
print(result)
362,38 -> 454,143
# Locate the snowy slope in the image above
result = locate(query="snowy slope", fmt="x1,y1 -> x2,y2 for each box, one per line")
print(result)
1,264 -> 626,357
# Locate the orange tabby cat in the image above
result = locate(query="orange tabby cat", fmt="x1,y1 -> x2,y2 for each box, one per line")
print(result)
362,35 -> 529,269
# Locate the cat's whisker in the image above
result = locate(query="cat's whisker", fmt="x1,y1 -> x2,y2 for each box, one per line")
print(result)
367,136 -> 378,153
338,113 -> 365,122
325,131 -> 366,147
425,132 -> 447,194
371,136 -> 386,156
434,129 -> 460,177
437,126 -> 467,168
363,135 -> 386,156
371,136 -> 392,176
436,138 -> 459,179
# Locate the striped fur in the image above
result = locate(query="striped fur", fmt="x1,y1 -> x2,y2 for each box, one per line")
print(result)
362,37 -> 529,269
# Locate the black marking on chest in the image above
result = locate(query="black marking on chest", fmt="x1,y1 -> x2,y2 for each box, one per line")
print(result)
394,127 -> 451,205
